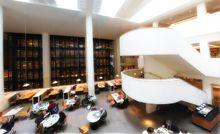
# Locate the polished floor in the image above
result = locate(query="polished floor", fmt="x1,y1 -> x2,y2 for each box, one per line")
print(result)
8,91 -> 220,133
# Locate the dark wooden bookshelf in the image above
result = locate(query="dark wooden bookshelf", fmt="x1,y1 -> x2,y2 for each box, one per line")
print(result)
50,36 -> 115,85
94,39 -> 114,81
4,34 -> 115,90
4,33 -> 43,91
50,35 -> 86,85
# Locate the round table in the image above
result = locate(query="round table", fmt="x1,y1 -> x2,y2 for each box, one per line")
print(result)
0,129 -> 7,134
41,114 -> 60,128
87,111 -> 101,123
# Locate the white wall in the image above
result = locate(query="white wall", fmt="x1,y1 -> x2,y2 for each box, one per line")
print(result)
144,56 -> 176,78
170,12 -> 220,38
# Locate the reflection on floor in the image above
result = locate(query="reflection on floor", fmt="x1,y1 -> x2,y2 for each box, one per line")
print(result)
8,92 -> 220,133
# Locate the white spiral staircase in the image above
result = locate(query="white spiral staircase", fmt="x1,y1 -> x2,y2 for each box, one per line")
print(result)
120,28 -> 220,107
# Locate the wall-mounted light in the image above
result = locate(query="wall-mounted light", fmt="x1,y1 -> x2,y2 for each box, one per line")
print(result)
99,76 -> 103,80
52,80 -> 58,85
22,82 -> 31,88
76,78 -> 81,82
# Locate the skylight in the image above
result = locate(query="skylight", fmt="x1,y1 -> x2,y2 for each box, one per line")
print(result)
54,0 -> 78,10
99,0 -> 126,17
13,0 -> 78,11
130,0 -> 192,23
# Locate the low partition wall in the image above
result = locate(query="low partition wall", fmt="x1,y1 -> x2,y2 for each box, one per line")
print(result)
121,69 -> 208,105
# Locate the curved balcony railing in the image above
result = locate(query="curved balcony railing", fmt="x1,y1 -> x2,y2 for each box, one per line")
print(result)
121,69 -> 207,105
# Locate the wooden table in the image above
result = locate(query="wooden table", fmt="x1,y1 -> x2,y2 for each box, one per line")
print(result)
76,84 -> 87,93
49,89 -> 60,96
111,93 -> 124,103
0,129 -> 7,134
97,81 -> 105,89
192,114 -> 220,131
17,91 -> 36,101
4,107 -> 23,117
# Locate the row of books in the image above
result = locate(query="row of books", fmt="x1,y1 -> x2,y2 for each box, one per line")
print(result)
17,50 -> 41,58
17,40 -> 40,47
94,51 -> 111,57
51,42 -> 85,48
94,44 -> 113,49
16,61 -> 41,69
17,72 -> 41,79
51,50 -> 85,57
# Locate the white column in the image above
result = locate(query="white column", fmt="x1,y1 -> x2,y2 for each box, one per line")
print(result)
202,78 -> 212,104
85,15 -> 95,95
152,22 -> 159,28
197,2 -> 207,18
0,6 -> 4,99
199,41 -> 210,58
114,38 -> 121,76
137,56 -> 144,69
42,33 -> 51,87
0,6 -> 8,111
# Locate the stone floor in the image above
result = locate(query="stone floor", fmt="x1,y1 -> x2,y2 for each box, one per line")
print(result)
6,91 -> 220,133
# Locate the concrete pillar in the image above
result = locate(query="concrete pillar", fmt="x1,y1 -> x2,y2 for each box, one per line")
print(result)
196,2 -> 207,18
202,78 -> 212,104
0,6 -> 8,111
42,33 -> 51,87
114,38 -> 121,76
152,22 -> 159,28
199,41 -> 210,58
0,6 -> 4,98
85,15 -> 95,96
137,56 -> 144,69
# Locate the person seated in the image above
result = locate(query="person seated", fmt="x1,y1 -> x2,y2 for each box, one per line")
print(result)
74,95 -> 81,108
48,100 -> 59,114
81,94 -> 91,107
147,127 -> 154,134
36,124 -> 44,134
163,120 -> 180,133
56,111 -> 67,130
66,96 -> 81,111
30,101 -> 44,119
117,95 -> 129,109
35,110 -> 49,127
99,108 -> 107,122
1,115 -> 15,133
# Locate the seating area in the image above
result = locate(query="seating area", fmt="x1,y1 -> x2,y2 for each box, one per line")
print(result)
0,79 -> 127,134
1,91 -> 219,133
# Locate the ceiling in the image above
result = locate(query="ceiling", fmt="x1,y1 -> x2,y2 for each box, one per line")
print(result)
1,0 -> 140,39
0,0 -> 219,39
206,0 -> 220,13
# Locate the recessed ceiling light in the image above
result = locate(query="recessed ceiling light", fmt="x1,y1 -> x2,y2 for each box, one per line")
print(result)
130,0 -> 192,23
99,0 -> 126,17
